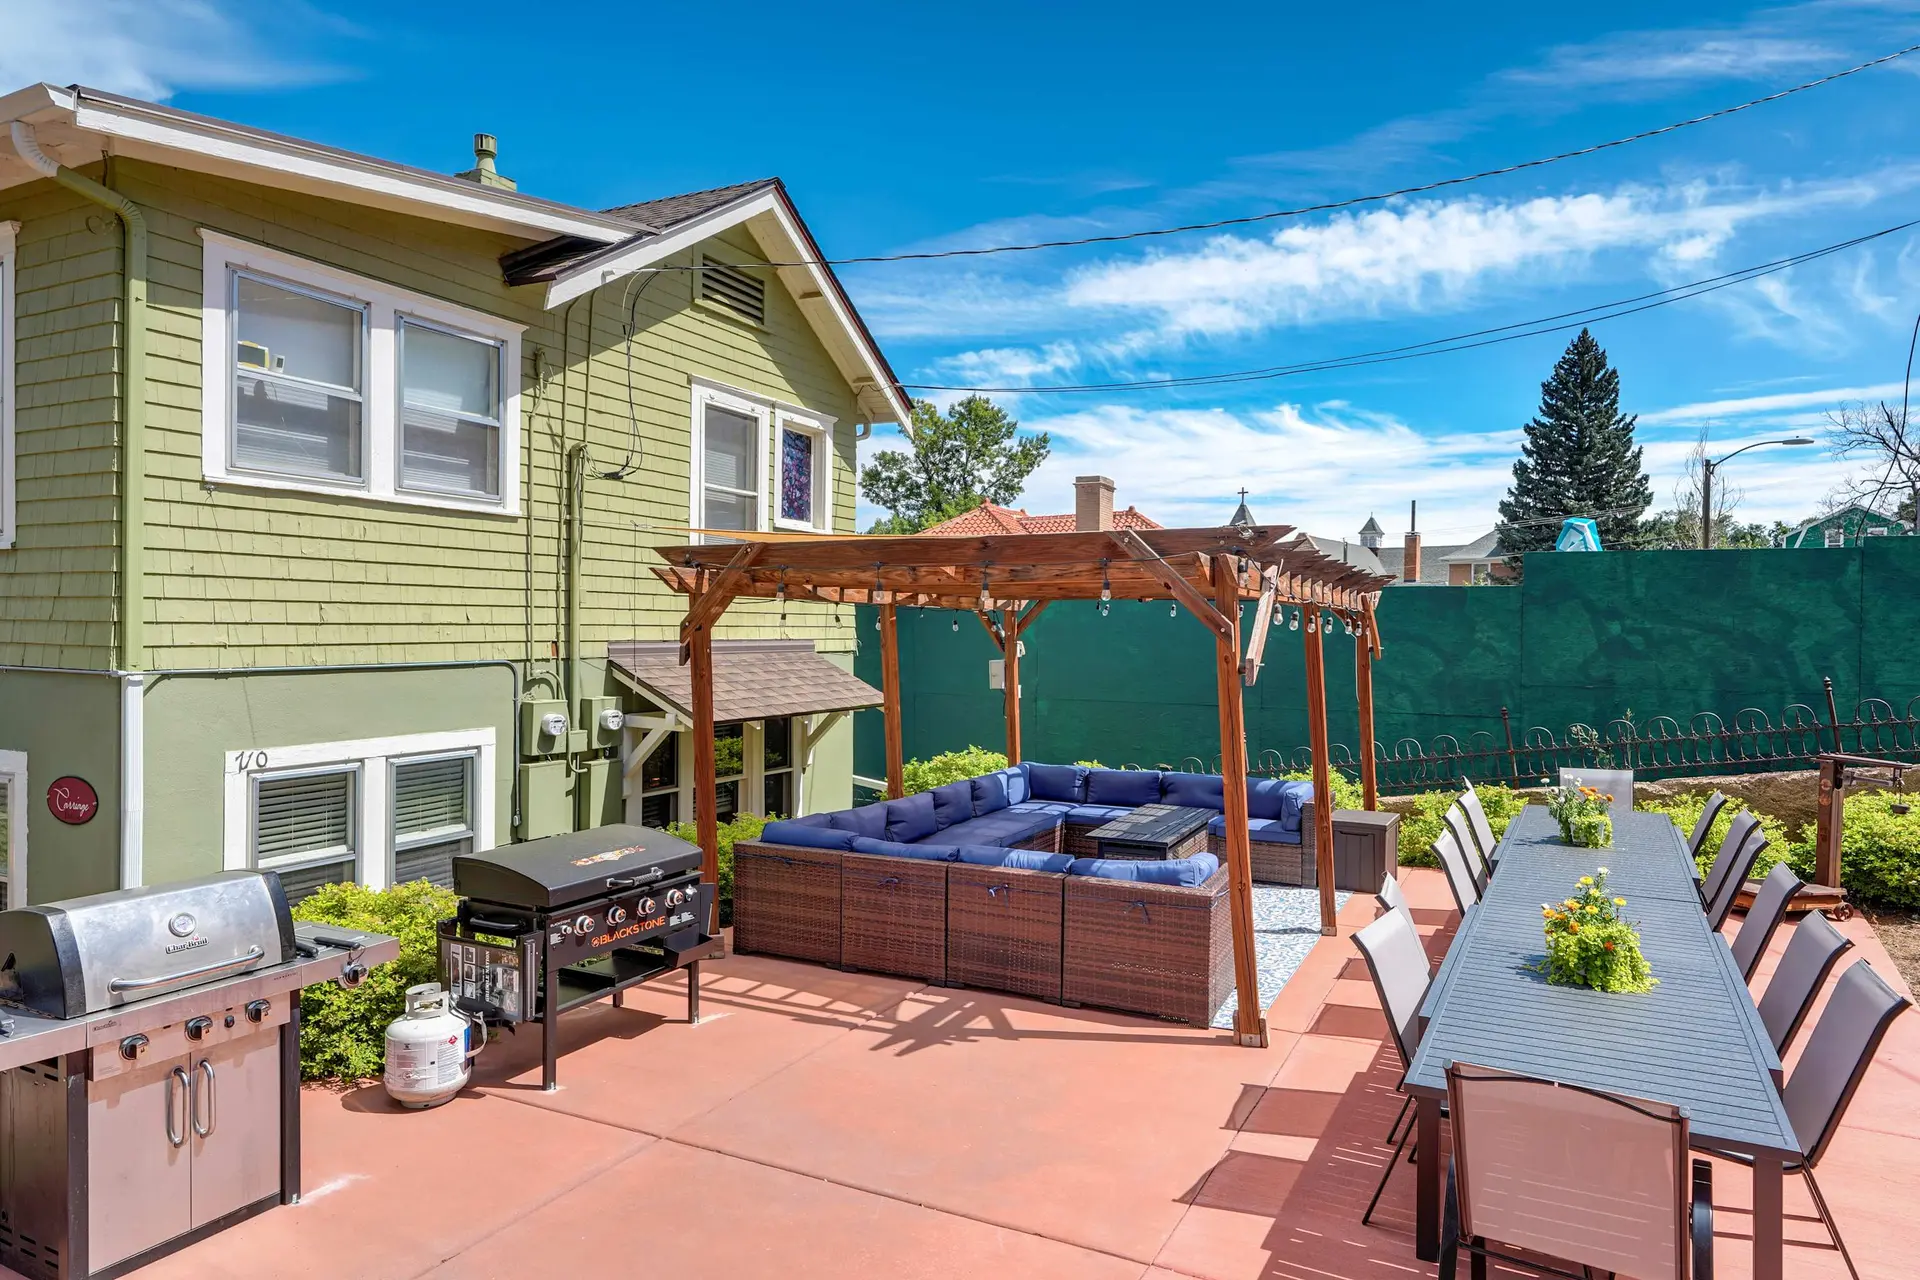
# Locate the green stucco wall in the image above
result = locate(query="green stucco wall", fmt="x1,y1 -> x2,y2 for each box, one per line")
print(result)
0,670 -> 122,901
855,543 -> 1920,778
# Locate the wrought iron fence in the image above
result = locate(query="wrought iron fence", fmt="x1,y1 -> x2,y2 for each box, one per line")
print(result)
1137,693 -> 1920,794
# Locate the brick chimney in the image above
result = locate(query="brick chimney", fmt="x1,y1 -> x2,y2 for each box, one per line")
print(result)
1075,475 -> 1115,532
1402,499 -> 1422,583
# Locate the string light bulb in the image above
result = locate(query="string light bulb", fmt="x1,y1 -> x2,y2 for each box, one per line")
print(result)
1169,600 -> 1178,619
951,614 -> 959,632
1098,560 -> 1111,616
1289,608 -> 1301,631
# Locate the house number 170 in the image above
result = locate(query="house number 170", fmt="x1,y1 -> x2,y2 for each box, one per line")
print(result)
235,750 -> 272,770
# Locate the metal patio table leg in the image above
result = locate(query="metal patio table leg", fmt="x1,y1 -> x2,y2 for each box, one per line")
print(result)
1415,1094 -> 1442,1260
686,959 -> 702,1024
1752,1155 -> 1784,1280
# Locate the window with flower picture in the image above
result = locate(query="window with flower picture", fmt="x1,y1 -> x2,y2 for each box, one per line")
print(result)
774,415 -> 830,532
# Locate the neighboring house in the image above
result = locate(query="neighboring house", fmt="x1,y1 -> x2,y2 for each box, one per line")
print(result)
0,84 -> 905,904
1376,526 -> 1513,584
1781,504 -> 1910,548
922,476 -> 1162,536
1230,497 -> 1386,575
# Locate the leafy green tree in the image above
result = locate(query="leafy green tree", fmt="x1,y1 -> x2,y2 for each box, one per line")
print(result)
1497,330 -> 1653,569
860,396 -> 1050,533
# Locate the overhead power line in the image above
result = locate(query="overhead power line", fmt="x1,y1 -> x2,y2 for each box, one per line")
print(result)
659,43 -> 1920,270
899,215 -> 1920,394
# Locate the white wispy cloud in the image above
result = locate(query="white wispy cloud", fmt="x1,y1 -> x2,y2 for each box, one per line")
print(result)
1504,32 -> 1841,90
0,0 -> 342,99
1638,381 -> 1905,424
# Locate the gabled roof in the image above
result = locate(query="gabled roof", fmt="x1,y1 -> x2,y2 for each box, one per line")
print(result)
1441,529 -> 1507,562
609,639 -> 880,722
921,500 -> 1163,537
1359,515 -> 1384,537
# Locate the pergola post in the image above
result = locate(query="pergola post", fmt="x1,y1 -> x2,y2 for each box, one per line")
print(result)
1304,604 -> 1338,935
1002,605 -> 1023,765
1211,553 -> 1267,1048
689,617 -> 720,933
1356,612 -> 1379,812
879,602 -> 905,798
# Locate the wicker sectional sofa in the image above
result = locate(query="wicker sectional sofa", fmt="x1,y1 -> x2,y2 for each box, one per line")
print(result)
731,763 -> 1312,1024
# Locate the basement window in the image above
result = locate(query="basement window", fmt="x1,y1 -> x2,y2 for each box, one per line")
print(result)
391,753 -> 475,889
251,767 -> 359,903
201,230 -> 522,515
699,255 -> 767,325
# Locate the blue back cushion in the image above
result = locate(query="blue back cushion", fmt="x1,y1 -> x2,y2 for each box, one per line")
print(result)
930,781 -> 975,829
850,837 -> 959,862
1067,851 -> 1220,886
1085,768 -> 1161,808
827,803 -> 890,841
1026,763 -> 1089,803
1247,778 -> 1312,827
760,819 -> 857,851
884,791 -> 940,843
972,766 -> 1029,812
1160,772 -> 1225,811
957,845 -> 1073,872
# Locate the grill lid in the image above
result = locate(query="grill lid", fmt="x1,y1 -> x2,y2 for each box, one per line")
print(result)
452,825 -> 702,909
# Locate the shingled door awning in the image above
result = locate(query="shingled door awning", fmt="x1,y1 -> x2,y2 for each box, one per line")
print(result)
607,639 -> 881,722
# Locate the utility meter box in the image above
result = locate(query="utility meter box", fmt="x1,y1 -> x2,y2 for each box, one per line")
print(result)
582,696 -> 623,749
520,699 -> 569,756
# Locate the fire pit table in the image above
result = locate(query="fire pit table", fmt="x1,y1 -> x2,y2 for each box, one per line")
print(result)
1086,804 -> 1214,861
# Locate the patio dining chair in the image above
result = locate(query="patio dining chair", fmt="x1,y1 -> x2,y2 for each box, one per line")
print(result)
1376,870 -> 1409,917
1442,806 -> 1490,894
1705,961 -> 1912,1280
1433,829 -> 1483,918
1705,820 -> 1768,935
1440,1061 -> 1714,1280
1351,907 -> 1434,1225
1557,767 -> 1634,819
1458,781 -> 1499,865
1754,910 -> 1854,1056
1684,791 -> 1732,861
1729,863 -> 1803,983
1699,810 -> 1761,909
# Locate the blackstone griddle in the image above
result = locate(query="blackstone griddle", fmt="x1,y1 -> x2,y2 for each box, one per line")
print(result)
438,824 -> 717,1090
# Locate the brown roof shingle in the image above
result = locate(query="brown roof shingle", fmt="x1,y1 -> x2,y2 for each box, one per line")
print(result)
608,640 -> 880,723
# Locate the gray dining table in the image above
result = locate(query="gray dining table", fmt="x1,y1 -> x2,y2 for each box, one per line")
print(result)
1402,804 -> 1798,1280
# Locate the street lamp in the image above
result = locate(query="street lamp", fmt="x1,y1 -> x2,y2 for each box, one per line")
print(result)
1700,437 -> 1816,548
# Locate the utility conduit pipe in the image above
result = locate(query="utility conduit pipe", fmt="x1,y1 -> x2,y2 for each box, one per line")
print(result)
11,122 -> 148,670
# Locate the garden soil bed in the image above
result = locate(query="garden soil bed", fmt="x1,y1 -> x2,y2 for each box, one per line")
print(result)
1861,906 -> 1920,992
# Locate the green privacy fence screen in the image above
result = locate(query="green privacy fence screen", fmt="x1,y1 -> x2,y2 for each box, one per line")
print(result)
852,541 -> 1920,787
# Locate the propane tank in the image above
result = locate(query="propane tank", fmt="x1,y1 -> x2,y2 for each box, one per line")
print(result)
383,983 -> 485,1110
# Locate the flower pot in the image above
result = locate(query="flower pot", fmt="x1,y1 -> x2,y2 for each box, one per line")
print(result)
1561,813 -> 1612,848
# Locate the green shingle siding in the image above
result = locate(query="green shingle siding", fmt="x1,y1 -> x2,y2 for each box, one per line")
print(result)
1,161 -> 862,671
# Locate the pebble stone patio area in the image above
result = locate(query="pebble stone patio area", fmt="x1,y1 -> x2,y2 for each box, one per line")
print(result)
64,868 -> 1920,1280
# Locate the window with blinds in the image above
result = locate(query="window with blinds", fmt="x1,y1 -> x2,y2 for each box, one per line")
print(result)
392,754 -> 473,889
0,782 -> 10,911
252,769 -> 356,903
699,256 -> 766,325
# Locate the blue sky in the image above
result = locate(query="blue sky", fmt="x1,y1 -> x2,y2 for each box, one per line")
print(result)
10,0 -> 1920,545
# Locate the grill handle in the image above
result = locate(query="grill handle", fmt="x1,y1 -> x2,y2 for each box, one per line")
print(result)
108,946 -> 267,994
165,1067 -> 189,1148
464,914 -> 533,936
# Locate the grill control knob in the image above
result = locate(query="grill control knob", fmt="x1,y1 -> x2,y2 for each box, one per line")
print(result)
606,905 -> 628,925
574,914 -> 595,935
665,888 -> 685,908
245,999 -> 271,1024
638,897 -> 657,916
185,1016 -> 214,1042
119,1034 -> 149,1062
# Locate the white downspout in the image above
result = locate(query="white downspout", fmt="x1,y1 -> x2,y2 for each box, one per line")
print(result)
119,673 -> 144,888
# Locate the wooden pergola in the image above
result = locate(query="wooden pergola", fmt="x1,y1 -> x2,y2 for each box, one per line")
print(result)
654,524 -> 1394,1047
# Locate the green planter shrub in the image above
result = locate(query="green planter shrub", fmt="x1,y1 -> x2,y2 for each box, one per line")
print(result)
292,880 -> 458,1081
1396,784 -> 1525,866
1636,792 -> 1789,879
1783,791 -> 1920,909
900,746 -> 1009,795
667,811 -> 767,925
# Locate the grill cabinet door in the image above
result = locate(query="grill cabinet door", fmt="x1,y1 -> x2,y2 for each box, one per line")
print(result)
88,1054 -> 193,1269
190,1026 -> 284,1227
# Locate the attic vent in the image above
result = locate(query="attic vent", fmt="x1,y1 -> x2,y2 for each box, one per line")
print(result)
700,256 -> 766,325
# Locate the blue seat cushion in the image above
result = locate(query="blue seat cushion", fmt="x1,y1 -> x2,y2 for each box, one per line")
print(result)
1086,768 -> 1162,808
956,845 -> 1074,872
884,791 -> 940,843
1026,763 -> 1089,803
971,766 -> 1030,813
1066,804 -> 1131,826
827,803 -> 889,841
1248,778 -> 1311,830
1207,815 -> 1301,843
930,781 -> 975,829
935,810 -> 1059,848
1009,800 -> 1076,818
1067,851 -> 1220,886
760,819 -> 857,851
850,837 -> 959,862
1160,772 -> 1225,811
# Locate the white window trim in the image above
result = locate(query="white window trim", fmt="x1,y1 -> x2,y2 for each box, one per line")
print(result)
772,409 -> 833,533
0,220 -> 17,550
0,749 -> 27,906
391,749 -> 480,851
221,727 -> 495,890
200,229 -> 523,516
689,380 -> 769,541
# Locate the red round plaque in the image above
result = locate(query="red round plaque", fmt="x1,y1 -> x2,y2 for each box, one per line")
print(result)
47,776 -> 99,826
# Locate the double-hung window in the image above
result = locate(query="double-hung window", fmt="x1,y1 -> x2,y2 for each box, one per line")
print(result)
774,413 -> 830,533
762,718 -> 795,818
692,385 -> 765,538
1,219 -> 16,549
391,753 -> 475,888
202,231 -> 521,514
251,767 -> 358,903
638,734 -> 679,828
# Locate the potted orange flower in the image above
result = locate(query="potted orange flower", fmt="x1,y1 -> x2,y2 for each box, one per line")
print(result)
1547,784 -> 1613,847
1540,868 -> 1656,993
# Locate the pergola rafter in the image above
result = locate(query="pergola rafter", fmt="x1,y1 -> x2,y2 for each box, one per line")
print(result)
654,524 -> 1395,1049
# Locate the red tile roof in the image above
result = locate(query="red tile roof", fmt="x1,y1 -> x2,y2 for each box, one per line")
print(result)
920,501 -> 1164,537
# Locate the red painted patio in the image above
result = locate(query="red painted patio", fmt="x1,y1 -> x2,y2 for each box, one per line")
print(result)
84,869 -> 1920,1280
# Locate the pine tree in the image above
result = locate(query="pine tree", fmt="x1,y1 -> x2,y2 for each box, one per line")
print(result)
1497,330 -> 1652,568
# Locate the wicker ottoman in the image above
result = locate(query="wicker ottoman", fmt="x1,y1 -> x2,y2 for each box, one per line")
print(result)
732,842 -> 843,966
946,864 -> 1065,1002
1061,866 -> 1233,1023
840,852 -> 948,982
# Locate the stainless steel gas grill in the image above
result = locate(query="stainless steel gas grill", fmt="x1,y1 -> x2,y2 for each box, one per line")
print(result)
438,824 -> 716,1090
0,872 -> 398,1280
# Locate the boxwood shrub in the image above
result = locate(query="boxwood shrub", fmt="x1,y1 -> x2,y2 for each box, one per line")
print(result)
667,811 -> 767,925
1784,790 -> 1920,909
291,880 -> 458,1081
1637,792 -> 1789,879
1395,783 -> 1526,866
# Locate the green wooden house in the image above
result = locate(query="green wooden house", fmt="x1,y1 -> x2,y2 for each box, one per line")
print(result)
1781,504 -> 1909,549
0,84 -> 903,903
